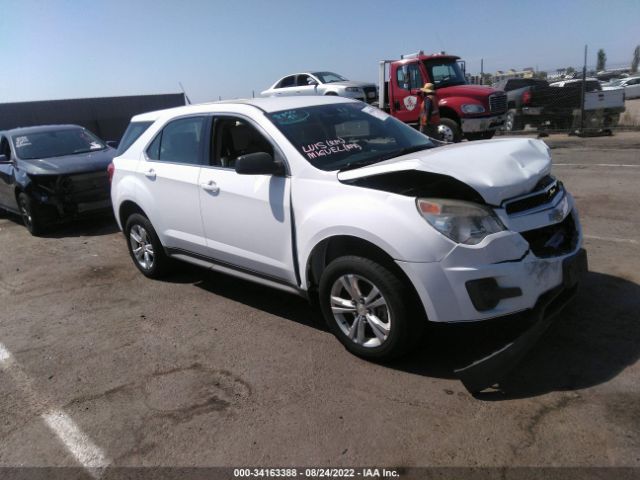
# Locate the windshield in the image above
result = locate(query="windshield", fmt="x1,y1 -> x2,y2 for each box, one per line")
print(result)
312,72 -> 348,83
423,59 -> 467,88
267,103 -> 435,171
12,128 -> 106,160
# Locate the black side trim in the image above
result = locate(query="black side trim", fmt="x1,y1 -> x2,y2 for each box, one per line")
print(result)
165,247 -> 299,290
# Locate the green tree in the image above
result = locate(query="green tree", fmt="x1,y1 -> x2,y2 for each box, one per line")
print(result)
565,66 -> 576,77
535,71 -> 548,80
632,45 -> 640,73
596,49 -> 607,71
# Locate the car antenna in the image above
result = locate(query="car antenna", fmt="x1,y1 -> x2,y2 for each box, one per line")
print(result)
178,82 -> 192,105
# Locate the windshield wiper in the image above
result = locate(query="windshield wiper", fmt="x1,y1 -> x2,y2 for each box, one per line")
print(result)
375,144 -> 433,162
338,159 -> 382,172
338,144 -> 433,172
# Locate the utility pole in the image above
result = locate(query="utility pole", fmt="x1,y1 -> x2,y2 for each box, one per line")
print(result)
480,59 -> 484,85
580,45 -> 587,134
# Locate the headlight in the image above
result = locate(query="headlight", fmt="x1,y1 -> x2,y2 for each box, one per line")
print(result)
461,104 -> 486,114
345,87 -> 361,92
416,198 -> 505,245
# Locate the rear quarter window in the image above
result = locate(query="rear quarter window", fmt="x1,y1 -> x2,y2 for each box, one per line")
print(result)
116,121 -> 153,156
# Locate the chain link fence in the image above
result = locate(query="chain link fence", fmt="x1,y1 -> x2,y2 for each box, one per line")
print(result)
491,74 -> 640,136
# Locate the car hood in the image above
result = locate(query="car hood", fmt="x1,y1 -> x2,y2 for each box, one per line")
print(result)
326,80 -> 376,88
437,84 -> 498,99
337,138 -> 552,205
19,148 -> 116,175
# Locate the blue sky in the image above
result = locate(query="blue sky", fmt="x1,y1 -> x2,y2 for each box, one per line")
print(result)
1,0 -> 638,103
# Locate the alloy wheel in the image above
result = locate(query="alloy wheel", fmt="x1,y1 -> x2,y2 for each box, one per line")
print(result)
438,124 -> 455,142
329,274 -> 391,348
19,199 -> 33,228
505,112 -> 514,131
129,224 -> 154,270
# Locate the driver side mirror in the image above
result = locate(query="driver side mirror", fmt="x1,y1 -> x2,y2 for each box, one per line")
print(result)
235,152 -> 285,176
0,154 -> 9,164
106,140 -> 118,149
307,79 -> 318,87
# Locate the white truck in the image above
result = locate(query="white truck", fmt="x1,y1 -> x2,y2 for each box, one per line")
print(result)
526,78 -> 626,130
109,96 -> 587,392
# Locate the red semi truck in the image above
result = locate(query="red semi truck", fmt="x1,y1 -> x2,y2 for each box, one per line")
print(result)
378,51 -> 507,142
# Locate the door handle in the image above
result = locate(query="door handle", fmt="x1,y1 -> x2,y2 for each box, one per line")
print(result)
200,180 -> 220,193
144,169 -> 156,179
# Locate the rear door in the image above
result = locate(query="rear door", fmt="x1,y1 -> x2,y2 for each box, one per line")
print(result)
198,115 -> 296,284
272,75 -> 298,97
136,115 -> 209,255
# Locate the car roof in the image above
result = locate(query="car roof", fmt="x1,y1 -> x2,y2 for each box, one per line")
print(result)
131,96 -> 359,122
1,124 -> 84,136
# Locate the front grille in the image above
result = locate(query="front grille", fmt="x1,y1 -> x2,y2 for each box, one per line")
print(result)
59,171 -> 110,203
520,213 -> 577,258
489,92 -> 507,113
504,178 -> 563,215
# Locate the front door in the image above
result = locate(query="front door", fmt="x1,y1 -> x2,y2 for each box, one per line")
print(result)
198,116 -> 296,284
293,74 -> 319,96
390,61 -> 423,124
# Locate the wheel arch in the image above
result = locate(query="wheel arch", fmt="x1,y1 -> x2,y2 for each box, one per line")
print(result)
438,106 -> 460,123
118,200 -> 149,231
304,234 -> 427,320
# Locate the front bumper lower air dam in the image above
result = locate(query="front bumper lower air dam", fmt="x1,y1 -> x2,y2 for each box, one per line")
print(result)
454,248 -> 588,393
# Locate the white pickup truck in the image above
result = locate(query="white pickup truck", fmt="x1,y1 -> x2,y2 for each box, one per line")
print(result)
110,96 -> 587,391
539,79 -> 626,129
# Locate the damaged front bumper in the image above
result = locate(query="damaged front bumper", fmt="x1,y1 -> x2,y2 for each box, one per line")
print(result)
461,113 -> 506,133
455,248 -> 588,392
28,171 -> 112,220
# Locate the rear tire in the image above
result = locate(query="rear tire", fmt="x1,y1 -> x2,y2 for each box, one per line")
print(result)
124,213 -> 171,278
438,118 -> 462,143
318,256 -> 423,360
18,193 -> 50,236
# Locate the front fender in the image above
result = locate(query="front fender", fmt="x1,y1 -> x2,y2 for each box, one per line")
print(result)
440,96 -> 486,117
294,186 -> 454,287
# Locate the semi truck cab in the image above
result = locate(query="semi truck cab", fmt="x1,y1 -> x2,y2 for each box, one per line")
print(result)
379,51 -> 507,142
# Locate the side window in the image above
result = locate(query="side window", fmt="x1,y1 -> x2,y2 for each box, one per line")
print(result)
117,121 -> 152,156
0,136 -> 11,159
296,75 -> 313,86
396,63 -> 423,90
146,116 -> 206,165
212,117 -> 274,169
277,76 -> 295,88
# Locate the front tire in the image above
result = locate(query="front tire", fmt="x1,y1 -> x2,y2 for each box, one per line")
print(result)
18,192 -> 50,236
437,118 -> 462,143
318,256 -> 423,360
124,213 -> 171,278
504,109 -> 523,132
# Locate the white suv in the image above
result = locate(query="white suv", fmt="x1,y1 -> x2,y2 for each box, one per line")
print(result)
110,96 -> 586,390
